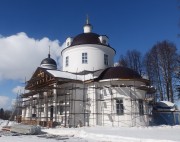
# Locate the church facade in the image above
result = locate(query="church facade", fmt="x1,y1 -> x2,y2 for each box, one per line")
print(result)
21,19 -> 154,127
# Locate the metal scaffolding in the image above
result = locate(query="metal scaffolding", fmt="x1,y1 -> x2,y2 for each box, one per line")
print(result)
19,69 -> 155,128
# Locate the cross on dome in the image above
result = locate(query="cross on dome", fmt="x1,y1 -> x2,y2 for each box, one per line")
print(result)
48,46 -> 51,58
83,15 -> 92,33
86,14 -> 89,24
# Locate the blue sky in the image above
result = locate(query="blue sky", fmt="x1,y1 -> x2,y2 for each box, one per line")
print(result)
0,0 -> 180,108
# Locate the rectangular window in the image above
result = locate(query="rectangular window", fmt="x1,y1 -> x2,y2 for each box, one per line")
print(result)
59,106 -> 64,115
139,99 -> 144,115
104,54 -> 108,65
82,52 -> 88,64
116,99 -> 124,115
66,56 -> 69,66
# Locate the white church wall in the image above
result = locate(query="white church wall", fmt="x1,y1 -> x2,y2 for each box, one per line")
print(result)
55,82 -> 86,127
86,83 -> 99,126
25,107 -> 30,118
96,80 -> 149,127
99,80 -> 147,99
70,83 -> 87,127
62,44 -> 115,73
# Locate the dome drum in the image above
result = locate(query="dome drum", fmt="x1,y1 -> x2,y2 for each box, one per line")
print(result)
62,44 -> 115,73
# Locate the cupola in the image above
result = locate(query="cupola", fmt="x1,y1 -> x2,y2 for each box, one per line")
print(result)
40,47 -> 57,70
83,15 -> 92,33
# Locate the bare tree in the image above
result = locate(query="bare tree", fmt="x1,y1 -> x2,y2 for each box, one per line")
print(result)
118,50 -> 143,75
118,55 -> 128,67
144,40 -> 178,102
144,49 -> 164,101
0,108 -> 4,119
176,54 -> 180,99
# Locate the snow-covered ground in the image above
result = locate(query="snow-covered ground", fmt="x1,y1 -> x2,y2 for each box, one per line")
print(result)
1,119 -> 180,142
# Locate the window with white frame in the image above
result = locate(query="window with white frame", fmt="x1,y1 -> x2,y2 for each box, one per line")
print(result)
138,99 -> 144,115
82,52 -> 88,64
116,99 -> 124,115
65,56 -> 69,66
104,54 -> 108,65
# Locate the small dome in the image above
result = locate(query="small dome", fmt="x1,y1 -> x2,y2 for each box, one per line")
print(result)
40,54 -> 57,70
96,66 -> 142,80
41,57 -> 57,65
70,33 -> 102,46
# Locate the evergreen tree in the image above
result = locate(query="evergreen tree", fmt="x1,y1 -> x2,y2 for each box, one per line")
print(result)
0,108 -> 4,119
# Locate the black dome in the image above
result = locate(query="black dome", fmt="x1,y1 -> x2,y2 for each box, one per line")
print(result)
71,33 -> 102,46
41,57 -> 57,66
96,66 -> 142,80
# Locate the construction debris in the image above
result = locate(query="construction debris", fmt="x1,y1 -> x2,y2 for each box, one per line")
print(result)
10,124 -> 41,135
1,126 -> 11,131
37,134 -> 70,140
0,130 -> 21,136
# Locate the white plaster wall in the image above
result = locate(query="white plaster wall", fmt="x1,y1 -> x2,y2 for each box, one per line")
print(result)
86,84 -> 98,126
99,80 -> 147,99
62,44 -> 115,73
55,83 -> 86,127
86,80 -> 149,127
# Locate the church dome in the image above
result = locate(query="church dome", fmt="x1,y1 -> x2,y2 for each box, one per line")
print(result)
68,16 -> 110,47
70,33 -> 102,46
41,57 -> 57,65
61,17 -> 116,73
40,54 -> 57,70
96,66 -> 142,80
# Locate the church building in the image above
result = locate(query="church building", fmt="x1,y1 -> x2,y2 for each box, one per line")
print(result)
21,18 -> 155,127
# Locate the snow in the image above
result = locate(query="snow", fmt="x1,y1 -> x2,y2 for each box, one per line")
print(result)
47,70 -> 82,80
43,126 -> 180,142
154,101 -> 177,111
0,120 -> 17,128
47,70 -> 94,81
157,101 -> 175,108
1,119 -> 180,142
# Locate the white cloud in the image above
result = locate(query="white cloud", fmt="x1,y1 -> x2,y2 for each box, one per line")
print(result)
0,32 -> 63,81
12,86 -> 25,94
0,96 -> 10,108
